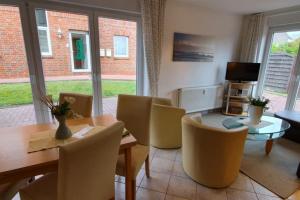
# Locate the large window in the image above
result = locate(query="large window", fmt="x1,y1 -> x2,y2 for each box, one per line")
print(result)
113,35 -> 129,58
35,9 -> 52,56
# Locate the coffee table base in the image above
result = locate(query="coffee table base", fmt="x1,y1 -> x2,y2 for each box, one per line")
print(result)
265,140 -> 273,155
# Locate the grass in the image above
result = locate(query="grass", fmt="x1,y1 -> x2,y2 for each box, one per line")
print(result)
0,80 -> 136,107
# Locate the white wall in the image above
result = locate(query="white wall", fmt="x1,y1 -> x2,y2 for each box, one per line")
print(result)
158,1 -> 243,101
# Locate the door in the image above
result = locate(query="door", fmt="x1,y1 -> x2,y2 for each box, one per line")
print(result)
259,29 -> 300,113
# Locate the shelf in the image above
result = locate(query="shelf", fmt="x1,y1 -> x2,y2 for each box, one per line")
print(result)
222,111 -> 248,116
225,95 -> 249,99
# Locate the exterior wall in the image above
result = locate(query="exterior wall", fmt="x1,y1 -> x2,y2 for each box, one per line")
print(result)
0,6 -> 137,79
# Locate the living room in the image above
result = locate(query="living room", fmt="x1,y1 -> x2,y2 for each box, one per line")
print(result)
0,0 -> 299,200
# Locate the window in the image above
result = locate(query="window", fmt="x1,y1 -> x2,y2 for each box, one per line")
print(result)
69,31 -> 91,72
35,9 -> 52,56
113,36 -> 129,58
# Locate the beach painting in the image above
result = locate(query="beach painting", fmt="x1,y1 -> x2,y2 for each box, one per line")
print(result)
173,32 -> 215,62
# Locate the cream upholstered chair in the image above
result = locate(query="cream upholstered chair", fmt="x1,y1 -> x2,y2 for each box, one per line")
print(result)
115,94 -> 152,198
182,115 -> 248,188
59,92 -> 93,118
150,97 -> 186,148
0,180 -> 28,200
19,122 -> 124,200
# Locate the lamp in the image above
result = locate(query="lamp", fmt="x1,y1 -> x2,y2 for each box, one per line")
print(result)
57,28 -> 63,38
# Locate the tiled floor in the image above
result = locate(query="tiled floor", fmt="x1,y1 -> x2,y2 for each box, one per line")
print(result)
12,146 -> 299,200
114,147 -> 298,200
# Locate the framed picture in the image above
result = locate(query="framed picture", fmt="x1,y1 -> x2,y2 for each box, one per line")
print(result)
173,32 -> 215,62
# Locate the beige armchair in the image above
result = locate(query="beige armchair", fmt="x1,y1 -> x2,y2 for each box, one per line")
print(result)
150,97 -> 186,148
20,122 -> 124,200
182,115 -> 248,188
59,92 -> 93,118
116,94 -> 152,199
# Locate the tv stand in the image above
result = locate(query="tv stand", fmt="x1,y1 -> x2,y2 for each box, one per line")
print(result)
223,81 -> 256,116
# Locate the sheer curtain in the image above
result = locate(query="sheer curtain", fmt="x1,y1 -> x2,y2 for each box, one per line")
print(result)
240,13 -> 264,62
140,0 -> 166,96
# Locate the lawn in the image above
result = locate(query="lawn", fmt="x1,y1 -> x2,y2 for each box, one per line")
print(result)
0,80 -> 136,107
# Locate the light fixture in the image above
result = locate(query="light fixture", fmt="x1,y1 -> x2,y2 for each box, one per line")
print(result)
57,28 -> 63,38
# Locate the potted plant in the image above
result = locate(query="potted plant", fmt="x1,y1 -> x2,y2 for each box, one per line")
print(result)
248,96 -> 270,125
40,95 -> 75,139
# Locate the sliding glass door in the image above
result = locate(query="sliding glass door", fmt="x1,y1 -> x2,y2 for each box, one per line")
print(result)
98,16 -> 138,114
33,8 -> 95,118
259,27 -> 300,113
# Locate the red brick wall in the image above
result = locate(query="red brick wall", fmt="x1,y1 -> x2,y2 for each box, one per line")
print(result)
0,6 -> 137,79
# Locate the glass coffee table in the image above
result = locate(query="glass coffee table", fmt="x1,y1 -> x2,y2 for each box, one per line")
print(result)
223,116 -> 290,155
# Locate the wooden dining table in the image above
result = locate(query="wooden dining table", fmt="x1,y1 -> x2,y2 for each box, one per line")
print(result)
0,114 -> 136,200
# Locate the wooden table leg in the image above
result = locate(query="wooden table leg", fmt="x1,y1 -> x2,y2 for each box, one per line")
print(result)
125,147 -> 133,200
265,140 -> 273,155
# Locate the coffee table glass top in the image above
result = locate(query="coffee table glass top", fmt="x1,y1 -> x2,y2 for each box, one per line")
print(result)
223,116 -> 290,141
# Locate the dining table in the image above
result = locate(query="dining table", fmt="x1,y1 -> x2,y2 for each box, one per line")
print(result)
0,114 -> 137,200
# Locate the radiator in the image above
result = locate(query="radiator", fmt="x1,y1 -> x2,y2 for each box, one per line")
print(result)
177,85 -> 224,113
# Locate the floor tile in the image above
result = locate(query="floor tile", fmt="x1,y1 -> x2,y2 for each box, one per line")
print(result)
256,194 -> 282,200
251,180 -> 278,197
196,184 -> 227,200
167,175 -> 197,200
226,189 -> 258,200
155,149 -> 178,161
136,188 -> 165,200
140,171 -> 171,193
115,182 -> 126,200
172,161 -> 189,178
166,194 -> 191,200
229,173 -> 254,192
150,157 -> 174,174
137,169 -> 145,186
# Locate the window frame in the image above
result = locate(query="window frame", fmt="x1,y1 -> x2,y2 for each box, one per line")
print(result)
113,35 -> 129,58
69,30 -> 92,72
37,10 -> 52,56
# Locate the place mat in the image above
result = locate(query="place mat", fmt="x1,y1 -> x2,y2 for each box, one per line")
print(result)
28,125 -> 105,153
238,118 -> 273,129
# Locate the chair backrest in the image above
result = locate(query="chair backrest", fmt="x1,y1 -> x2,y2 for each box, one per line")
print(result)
152,97 -> 172,106
116,94 -> 152,146
59,93 -> 93,118
181,115 -> 248,187
57,122 -> 123,200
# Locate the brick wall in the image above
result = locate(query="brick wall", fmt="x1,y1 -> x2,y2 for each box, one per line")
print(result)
0,6 -> 136,79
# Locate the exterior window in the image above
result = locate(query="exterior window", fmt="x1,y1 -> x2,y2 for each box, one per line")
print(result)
113,36 -> 129,58
35,9 -> 52,56
69,31 -> 91,72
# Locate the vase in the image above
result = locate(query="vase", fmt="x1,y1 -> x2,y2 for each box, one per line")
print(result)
55,115 -> 72,140
248,105 -> 264,125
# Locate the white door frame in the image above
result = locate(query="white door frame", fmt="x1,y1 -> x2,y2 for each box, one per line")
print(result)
69,31 -> 92,73
257,23 -> 300,111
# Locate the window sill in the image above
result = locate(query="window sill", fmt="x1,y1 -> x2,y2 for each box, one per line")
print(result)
41,55 -> 53,59
114,57 -> 130,60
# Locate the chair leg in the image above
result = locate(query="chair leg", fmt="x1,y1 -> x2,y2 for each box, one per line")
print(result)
145,155 -> 150,178
132,179 -> 136,200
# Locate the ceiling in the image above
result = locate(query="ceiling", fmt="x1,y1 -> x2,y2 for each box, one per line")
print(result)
176,0 -> 300,14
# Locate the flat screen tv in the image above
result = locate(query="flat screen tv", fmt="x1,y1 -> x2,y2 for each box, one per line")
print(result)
225,62 -> 260,82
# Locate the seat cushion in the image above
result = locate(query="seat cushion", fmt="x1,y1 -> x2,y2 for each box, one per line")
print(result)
116,144 -> 149,178
20,173 -> 57,200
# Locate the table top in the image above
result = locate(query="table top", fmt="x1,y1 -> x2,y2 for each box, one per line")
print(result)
223,116 -> 290,141
0,115 -> 137,184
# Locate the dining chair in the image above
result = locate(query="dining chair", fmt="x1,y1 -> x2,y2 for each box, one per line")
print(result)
115,94 -> 152,199
0,179 -> 28,200
59,92 -> 93,118
19,122 -> 124,200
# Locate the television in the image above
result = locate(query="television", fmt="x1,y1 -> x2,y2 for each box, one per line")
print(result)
225,62 -> 260,82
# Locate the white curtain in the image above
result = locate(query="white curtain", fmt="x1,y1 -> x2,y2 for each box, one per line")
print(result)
240,13 -> 264,62
140,0 -> 166,96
